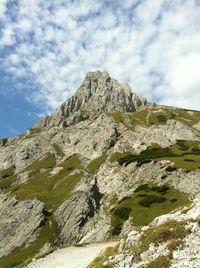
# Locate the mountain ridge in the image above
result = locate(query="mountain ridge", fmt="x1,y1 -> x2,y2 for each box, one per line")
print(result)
0,71 -> 200,268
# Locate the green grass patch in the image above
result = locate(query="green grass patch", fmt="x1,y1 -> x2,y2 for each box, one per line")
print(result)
172,108 -> 200,127
0,215 -> 57,268
158,155 -> 200,171
132,109 -> 148,124
0,166 -> 16,189
52,144 -> 65,157
0,166 -> 14,178
148,109 -> 176,125
107,112 -> 124,124
138,195 -> 166,207
107,109 -> 151,130
117,147 -> 176,166
109,152 -> 132,163
87,154 -> 107,173
25,153 -> 56,172
145,255 -> 171,268
88,246 -> 118,268
115,140 -> 200,171
130,220 -> 189,266
111,185 -> 189,236
10,155 -> 83,211
140,220 -> 189,252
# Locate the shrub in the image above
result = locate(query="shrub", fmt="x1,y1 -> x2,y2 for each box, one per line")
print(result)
136,159 -> 152,167
112,223 -> 123,236
191,147 -> 200,154
138,195 -> 166,207
151,185 -> 169,193
170,198 -> 177,203
184,159 -> 195,162
114,207 -> 132,220
166,166 -> 177,172
118,147 -> 176,166
157,115 -> 167,123
135,184 -> 150,192
176,140 -> 189,151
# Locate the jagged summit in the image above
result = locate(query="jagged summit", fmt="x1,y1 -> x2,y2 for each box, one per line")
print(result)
37,70 -> 148,128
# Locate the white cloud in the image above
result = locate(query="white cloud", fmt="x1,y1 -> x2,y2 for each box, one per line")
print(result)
0,0 -> 7,19
0,0 -> 200,114
0,27 -> 15,47
170,54 -> 200,95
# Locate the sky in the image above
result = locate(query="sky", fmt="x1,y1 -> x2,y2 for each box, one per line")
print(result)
0,0 -> 200,138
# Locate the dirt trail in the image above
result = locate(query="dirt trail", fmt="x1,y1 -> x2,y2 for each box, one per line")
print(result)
26,241 -> 118,268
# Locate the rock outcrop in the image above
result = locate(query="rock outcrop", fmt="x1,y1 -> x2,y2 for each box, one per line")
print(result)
55,178 -> 110,245
0,191 -> 47,257
37,71 -> 147,128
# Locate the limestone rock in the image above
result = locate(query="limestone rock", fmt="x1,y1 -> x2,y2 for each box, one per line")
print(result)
54,179 -> 110,245
0,191 -> 46,257
37,71 -> 147,128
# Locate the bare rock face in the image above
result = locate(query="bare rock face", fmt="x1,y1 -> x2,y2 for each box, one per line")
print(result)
0,191 -> 46,257
54,178 -> 110,245
37,71 -> 147,128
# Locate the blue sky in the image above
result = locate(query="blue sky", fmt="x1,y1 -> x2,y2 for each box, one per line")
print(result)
0,0 -> 200,138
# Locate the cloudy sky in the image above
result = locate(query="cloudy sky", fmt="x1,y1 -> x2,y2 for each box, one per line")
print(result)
0,0 -> 200,137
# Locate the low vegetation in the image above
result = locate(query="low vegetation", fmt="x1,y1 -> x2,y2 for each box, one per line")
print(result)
25,153 -> 56,172
145,255 -> 171,268
52,143 -> 65,157
111,185 -> 189,236
10,154 -> 83,211
141,220 -> 189,250
108,106 -> 200,131
112,139 -> 200,171
88,245 -> 118,268
87,154 -> 107,173
129,219 -> 190,267
0,166 -> 16,189
117,147 -> 176,166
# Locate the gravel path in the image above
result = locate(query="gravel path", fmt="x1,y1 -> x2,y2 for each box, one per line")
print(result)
26,241 -> 118,268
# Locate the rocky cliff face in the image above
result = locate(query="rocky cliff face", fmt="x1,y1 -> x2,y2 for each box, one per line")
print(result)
37,71 -> 147,128
0,71 -> 200,268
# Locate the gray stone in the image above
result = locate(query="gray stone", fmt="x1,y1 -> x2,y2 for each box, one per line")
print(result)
0,191 -> 47,257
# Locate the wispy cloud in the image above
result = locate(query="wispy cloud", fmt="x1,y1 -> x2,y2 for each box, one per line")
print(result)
0,0 -> 200,114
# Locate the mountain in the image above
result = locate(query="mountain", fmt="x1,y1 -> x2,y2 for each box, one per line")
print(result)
36,71 -> 147,128
0,71 -> 200,268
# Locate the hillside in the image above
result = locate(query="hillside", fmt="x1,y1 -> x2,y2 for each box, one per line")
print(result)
0,71 -> 200,268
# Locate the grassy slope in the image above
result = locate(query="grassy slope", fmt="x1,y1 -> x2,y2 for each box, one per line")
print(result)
113,139 -> 200,171
111,185 -> 189,236
107,106 -> 200,130
10,154 -> 83,211
0,152 -> 84,267
87,154 -> 107,173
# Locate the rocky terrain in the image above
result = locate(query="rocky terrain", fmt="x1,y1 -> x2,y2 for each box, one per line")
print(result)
0,71 -> 200,267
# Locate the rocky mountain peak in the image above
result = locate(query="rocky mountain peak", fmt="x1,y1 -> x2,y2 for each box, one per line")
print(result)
37,70 -> 148,128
